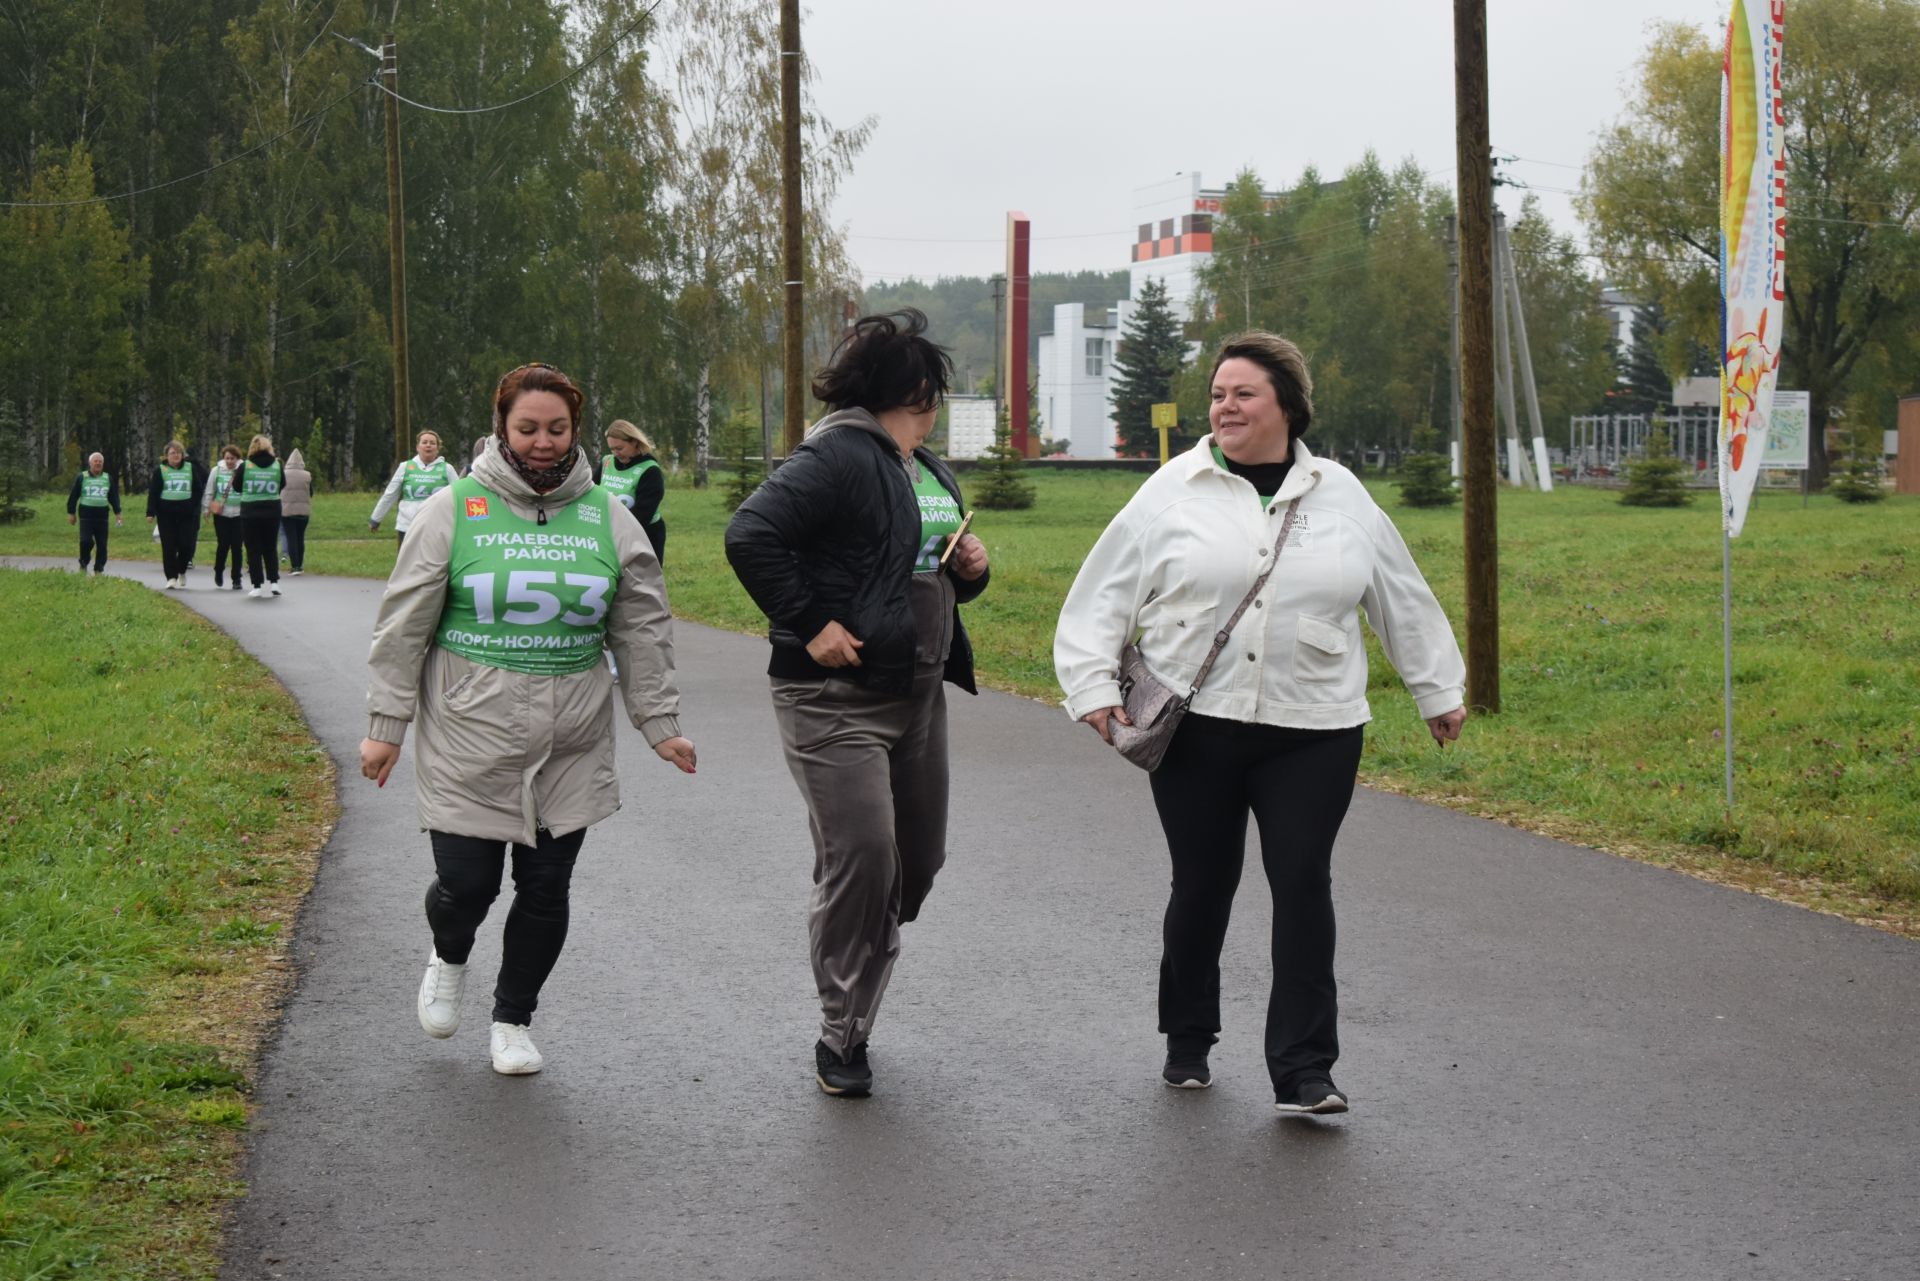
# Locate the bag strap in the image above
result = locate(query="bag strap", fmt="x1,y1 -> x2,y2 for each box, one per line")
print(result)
1184,496 -> 1303,700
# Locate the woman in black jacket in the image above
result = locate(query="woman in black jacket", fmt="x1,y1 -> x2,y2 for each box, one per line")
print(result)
592,419 -> 667,565
725,310 -> 989,1099
145,440 -> 209,589
228,433 -> 285,597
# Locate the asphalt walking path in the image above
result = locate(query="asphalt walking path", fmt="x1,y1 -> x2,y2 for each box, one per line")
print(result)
18,557 -> 1918,1280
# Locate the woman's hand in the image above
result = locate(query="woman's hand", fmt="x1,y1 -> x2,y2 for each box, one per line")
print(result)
1079,705 -> 1131,745
654,736 -> 697,774
947,533 -> 988,581
1427,707 -> 1466,746
368,520 -> 380,533
806,620 -> 864,668
359,738 -> 401,786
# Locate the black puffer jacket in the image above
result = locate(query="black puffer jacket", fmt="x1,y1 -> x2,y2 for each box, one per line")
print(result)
725,410 -> 989,697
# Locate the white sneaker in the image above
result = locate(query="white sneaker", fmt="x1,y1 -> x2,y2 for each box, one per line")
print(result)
247,587 -> 265,598
416,954 -> 466,1039
291,570 -> 303,576
490,1022 -> 544,1075
163,578 -> 176,590
268,583 -> 282,596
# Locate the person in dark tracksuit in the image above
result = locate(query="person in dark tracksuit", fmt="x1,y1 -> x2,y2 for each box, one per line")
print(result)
146,441 -> 210,589
229,433 -> 285,597
725,309 -> 991,1099
67,453 -> 122,574
207,445 -> 245,589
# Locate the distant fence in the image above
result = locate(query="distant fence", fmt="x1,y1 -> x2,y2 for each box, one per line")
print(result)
1566,408 -> 1718,482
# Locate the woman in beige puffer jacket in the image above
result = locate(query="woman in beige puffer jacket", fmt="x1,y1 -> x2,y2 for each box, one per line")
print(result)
359,362 -> 696,1077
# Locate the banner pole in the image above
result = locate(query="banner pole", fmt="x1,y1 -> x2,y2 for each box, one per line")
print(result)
1722,528 -> 1735,811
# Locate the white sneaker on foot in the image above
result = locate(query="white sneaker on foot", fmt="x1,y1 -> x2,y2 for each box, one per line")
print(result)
268,583 -> 281,596
163,577 -> 176,590
490,1022 -> 543,1075
417,954 -> 467,1039
247,587 -> 265,598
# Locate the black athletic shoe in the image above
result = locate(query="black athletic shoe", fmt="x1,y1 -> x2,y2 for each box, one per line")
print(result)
814,1039 -> 871,1097
1274,1076 -> 1348,1115
1162,1052 -> 1211,1089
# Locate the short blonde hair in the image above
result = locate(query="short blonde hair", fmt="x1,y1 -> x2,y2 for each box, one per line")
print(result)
162,440 -> 185,459
246,433 -> 274,457
605,419 -> 654,453
417,430 -> 443,451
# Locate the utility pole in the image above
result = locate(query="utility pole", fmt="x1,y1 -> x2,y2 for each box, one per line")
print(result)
1454,0 -> 1499,713
382,36 -> 410,464
1447,219 -> 1462,478
779,0 -> 804,453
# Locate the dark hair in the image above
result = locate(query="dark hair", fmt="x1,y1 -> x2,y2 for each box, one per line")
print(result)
1210,332 -> 1314,438
811,309 -> 953,414
493,362 -> 584,436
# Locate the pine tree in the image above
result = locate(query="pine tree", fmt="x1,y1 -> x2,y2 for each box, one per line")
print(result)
1613,304 -> 1674,416
1395,425 -> 1457,508
1620,425 -> 1693,507
721,416 -> 764,512
973,408 -> 1035,510
1827,421 -> 1887,503
1109,278 -> 1187,457
0,400 -> 36,524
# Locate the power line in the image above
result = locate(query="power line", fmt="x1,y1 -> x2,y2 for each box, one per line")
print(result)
366,0 -> 667,116
0,0 -> 669,209
0,86 -> 362,209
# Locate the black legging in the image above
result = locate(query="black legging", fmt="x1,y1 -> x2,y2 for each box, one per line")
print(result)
77,515 -> 110,571
213,516 -> 244,585
156,507 -> 198,579
1148,714 -> 1365,1094
240,507 -> 281,587
424,827 -> 586,1026
281,515 -> 309,571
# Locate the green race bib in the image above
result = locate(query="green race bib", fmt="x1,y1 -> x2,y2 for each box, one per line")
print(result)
236,460 -> 283,503
911,467 -> 962,574
401,458 -> 453,503
77,472 -> 111,508
159,463 -> 192,501
435,477 -> 623,676
600,458 -> 661,516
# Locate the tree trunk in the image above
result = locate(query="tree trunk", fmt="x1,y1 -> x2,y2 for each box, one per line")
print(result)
694,361 -> 711,488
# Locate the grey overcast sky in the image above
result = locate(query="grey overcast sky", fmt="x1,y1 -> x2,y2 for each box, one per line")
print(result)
801,0 -> 1729,284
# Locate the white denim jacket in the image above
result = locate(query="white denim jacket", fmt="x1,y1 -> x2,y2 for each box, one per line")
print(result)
1054,436 -> 1465,730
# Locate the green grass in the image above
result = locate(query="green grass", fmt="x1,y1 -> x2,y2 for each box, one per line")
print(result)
0,569 -> 335,1279
5,470 -> 1917,915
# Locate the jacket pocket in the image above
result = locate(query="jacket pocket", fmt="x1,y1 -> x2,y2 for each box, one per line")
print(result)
1293,614 -> 1352,685
1145,609 -> 1217,685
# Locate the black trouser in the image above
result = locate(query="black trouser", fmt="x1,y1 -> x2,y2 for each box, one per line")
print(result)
1148,715 -> 1365,1094
240,506 -> 281,587
424,827 -> 586,1026
213,516 -> 244,585
281,515 -> 309,571
156,506 -> 198,579
643,519 -> 666,567
77,514 -> 110,571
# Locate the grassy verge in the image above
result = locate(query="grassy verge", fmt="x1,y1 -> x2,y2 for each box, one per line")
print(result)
0,569 -> 336,1279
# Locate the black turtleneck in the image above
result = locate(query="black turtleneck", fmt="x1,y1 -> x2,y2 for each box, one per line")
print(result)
1219,449 -> 1293,499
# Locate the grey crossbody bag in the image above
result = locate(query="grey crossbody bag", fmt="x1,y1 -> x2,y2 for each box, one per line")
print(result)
1108,497 -> 1302,771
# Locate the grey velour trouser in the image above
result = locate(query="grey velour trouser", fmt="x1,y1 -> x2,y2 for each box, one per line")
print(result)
771,665 -> 950,1057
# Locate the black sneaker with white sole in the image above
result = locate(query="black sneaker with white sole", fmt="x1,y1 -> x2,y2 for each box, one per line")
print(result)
1162,1052 -> 1211,1089
1274,1076 -> 1348,1115
814,1039 -> 871,1097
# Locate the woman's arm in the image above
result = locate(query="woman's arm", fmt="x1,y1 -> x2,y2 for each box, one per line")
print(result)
1053,511 -> 1150,721
723,445 -> 841,644
364,486 -> 456,745
1357,503 -> 1466,721
146,468 -> 163,519
368,461 -> 407,526
604,502 -> 684,754
631,465 -> 665,526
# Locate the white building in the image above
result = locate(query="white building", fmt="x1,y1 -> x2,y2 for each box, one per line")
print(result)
1036,301 -> 1132,459
945,395 -> 997,460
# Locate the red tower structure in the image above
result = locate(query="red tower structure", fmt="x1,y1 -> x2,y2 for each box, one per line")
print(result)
1004,212 -> 1032,456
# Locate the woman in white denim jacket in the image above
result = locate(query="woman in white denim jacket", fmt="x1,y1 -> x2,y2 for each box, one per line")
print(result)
1054,331 -> 1466,1117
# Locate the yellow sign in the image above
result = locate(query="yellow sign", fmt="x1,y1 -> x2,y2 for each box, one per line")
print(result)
1150,402 -> 1178,429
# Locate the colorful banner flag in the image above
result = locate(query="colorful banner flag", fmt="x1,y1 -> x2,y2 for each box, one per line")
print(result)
1719,0 -> 1786,537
